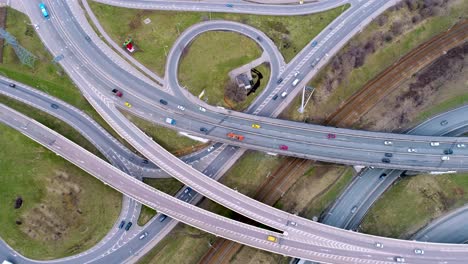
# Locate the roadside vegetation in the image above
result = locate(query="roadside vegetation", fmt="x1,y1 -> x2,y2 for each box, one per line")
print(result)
274,165 -> 354,218
0,124 -> 121,259
137,178 -> 184,226
358,42 -> 468,131
361,173 -> 468,239
284,0 -> 467,123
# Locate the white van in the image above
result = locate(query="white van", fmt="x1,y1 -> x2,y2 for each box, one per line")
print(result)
292,78 -> 300,87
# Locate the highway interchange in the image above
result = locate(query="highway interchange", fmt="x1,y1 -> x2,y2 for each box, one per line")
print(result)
1,0 -> 468,263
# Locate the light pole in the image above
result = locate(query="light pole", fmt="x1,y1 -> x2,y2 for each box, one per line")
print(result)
164,45 -> 168,57
176,23 -> 181,35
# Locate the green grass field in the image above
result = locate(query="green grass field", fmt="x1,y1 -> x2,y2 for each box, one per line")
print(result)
284,0 -> 468,122
178,31 -> 263,109
0,124 -> 121,259
137,178 -> 184,226
89,2 -> 348,75
361,173 -> 468,239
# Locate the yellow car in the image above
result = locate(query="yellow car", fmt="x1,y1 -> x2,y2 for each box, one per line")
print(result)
124,102 -> 132,108
267,235 -> 278,243
251,123 -> 261,129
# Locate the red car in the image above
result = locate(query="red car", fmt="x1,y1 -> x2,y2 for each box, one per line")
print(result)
327,133 -> 336,139
279,145 -> 288,150
112,89 -> 123,97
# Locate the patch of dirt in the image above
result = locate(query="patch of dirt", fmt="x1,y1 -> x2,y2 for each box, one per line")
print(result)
20,171 -> 83,242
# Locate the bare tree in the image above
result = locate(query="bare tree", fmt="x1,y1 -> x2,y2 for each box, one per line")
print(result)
225,80 -> 246,103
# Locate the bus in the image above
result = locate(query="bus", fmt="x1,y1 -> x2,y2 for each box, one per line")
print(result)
39,3 -> 49,18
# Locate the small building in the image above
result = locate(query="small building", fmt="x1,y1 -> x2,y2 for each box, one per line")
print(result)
236,73 -> 252,90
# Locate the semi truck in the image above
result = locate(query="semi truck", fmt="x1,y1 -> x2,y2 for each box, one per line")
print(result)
227,132 -> 244,141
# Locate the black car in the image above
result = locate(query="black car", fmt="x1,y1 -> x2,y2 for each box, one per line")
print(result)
256,36 -> 262,42
51,103 -> 59,109
382,158 -> 391,163
159,99 -> 168,105
9,83 -> 16,88
124,222 -> 133,231
443,149 -> 453,155
142,159 -> 149,164
384,153 -> 393,158
272,94 -> 279,100
118,220 -> 125,229
379,173 -> 387,179
276,78 -> 283,84
440,120 -> 448,126
85,35 -> 91,42
200,127 -> 208,133
158,214 -> 167,222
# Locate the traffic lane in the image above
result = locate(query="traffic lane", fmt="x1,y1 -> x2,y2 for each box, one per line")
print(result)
345,170 -> 402,230
119,97 -> 468,169
322,168 -> 392,228
165,20 -> 283,104
413,205 -> 468,244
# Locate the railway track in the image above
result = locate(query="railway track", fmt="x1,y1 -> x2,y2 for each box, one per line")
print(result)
198,157 -> 312,264
325,20 -> 468,127
198,19 -> 468,264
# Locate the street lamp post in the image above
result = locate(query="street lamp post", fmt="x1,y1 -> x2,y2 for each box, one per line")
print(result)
164,45 -> 168,57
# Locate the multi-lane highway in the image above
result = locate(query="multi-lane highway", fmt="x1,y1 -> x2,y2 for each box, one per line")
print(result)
3,102 -> 468,264
322,105 -> 468,230
2,0 -> 468,263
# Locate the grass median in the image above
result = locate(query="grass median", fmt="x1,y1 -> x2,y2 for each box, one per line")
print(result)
0,124 -> 121,259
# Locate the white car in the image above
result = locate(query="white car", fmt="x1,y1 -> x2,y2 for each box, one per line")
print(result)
441,156 -> 450,161
199,106 -> 206,112
407,148 -> 417,153
207,146 -> 214,152
34,24 -> 39,30
457,143 -> 466,148
430,142 -> 440,147
294,71 -> 300,77
375,242 -> 384,248
394,256 -> 405,263
414,248 -> 424,255
177,105 -> 185,111
384,141 -> 393,145
139,232 -> 148,240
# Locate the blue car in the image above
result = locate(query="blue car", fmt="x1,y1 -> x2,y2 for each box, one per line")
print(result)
311,40 -> 318,47
226,4 -> 233,7
39,3 -> 49,18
